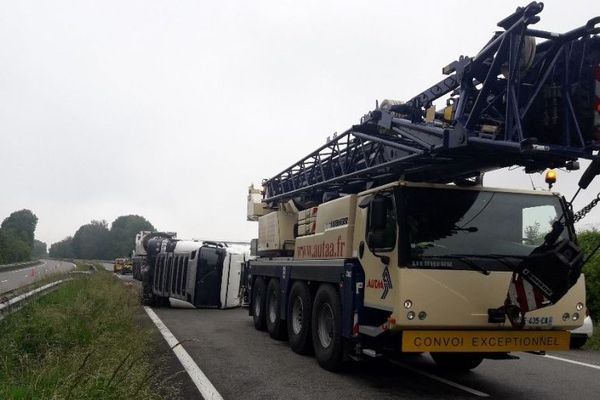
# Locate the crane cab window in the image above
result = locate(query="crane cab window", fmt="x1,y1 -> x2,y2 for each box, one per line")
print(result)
366,194 -> 397,251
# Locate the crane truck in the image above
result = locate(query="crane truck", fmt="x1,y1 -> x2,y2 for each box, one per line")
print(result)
245,2 -> 600,371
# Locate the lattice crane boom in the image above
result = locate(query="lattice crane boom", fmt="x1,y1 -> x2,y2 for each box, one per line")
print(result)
262,2 -> 600,206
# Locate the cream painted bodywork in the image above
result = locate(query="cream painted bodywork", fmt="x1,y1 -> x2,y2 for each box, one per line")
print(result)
295,195 -> 356,259
252,180 -> 586,331
258,210 -> 296,253
352,182 -> 586,331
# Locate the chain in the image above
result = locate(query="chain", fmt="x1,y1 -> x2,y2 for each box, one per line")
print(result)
573,193 -> 600,223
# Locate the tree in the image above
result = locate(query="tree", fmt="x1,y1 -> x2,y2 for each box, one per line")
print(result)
1,209 -> 38,248
49,215 -> 155,261
524,222 -> 545,245
0,209 -> 38,264
577,229 -> 600,320
32,239 -> 48,258
0,229 -> 31,264
72,220 -> 111,260
49,237 -> 75,259
109,215 -> 155,258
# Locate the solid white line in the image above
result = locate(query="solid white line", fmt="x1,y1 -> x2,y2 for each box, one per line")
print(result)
143,306 -> 224,400
389,360 -> 490,397
544,354 -> 600,370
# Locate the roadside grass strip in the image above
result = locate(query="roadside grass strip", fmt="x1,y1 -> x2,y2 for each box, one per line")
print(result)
0,272 -> 179,399
583,326 -> 600,351
0,279 -> 68,321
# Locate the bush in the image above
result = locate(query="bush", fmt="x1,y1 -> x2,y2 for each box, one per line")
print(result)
0,272 -> 179,399
577,230 -> 600,320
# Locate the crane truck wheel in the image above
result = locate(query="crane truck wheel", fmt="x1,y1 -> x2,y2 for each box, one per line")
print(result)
287,281 -> 313,354
252,277 -> 267,331
311,284 -> 344,371
266,279 -> 287,340
570,336 -> 588,349
430,352 -> 483,371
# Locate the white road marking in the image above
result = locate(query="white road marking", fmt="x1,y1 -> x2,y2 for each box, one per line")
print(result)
544,354 -> 600,370
143,306 -> 224,400
389,360 -> 490,398
1,280 -> 7,283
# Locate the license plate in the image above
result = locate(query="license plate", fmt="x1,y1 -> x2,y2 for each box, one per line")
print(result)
402,330 -> 570,352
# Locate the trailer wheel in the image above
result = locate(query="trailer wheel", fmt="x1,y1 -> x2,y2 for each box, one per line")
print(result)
430,352 -> 483,370
252,277 -> 267,331
570,336 -> 588,349
266,279 -> 287,340
287,281 -> 313,354
312,284 -> 343,371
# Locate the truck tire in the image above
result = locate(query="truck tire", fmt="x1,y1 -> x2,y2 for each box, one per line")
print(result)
570,336 -> 588,349
311,284 -> 343,371
252,277 -> 267,331
266,279 -> 286,340
287,281 -> 313,354
430,352 -> 483,370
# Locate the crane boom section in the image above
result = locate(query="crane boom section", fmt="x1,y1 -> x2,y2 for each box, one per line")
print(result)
263,2 -> 600,205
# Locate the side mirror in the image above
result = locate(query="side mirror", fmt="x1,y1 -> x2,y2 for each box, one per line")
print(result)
367,231 -> 385,249
578,160 -> 600,189
370,197 -> 388,230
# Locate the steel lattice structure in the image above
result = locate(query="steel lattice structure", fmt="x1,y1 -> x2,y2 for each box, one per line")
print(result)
263,2 -> 600,206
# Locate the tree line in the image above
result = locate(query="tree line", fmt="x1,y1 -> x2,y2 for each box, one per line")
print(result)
49,215 -> 154,260
0,209 -> 46,264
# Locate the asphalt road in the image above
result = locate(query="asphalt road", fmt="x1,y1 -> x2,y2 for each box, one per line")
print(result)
0,259 -> 74,295
151,306 -> 600,400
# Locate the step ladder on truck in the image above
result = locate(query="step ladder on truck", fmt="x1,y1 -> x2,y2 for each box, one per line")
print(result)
245,2 -> 600,371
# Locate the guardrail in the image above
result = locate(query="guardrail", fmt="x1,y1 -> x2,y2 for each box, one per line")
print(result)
0,260 -> 43,273
0,279 -> 71,321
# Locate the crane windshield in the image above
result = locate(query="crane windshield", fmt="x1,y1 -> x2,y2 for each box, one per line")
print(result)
400,186 -> 569,267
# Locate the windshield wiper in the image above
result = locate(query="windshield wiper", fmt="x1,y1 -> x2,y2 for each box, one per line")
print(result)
423,254 -> 491,275
455,253 -> 525,272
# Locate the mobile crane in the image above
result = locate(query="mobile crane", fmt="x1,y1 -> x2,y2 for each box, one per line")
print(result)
246,2 -> 600,371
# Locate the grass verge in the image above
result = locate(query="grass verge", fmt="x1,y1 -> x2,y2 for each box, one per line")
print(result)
583,324 -> 599,351
0,271 -> 179,399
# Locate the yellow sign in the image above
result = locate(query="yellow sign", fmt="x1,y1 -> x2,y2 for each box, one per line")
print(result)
402,330 -> 570,352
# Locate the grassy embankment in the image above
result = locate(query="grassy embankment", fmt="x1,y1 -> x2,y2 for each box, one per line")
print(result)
583,327 -> 600,351
0,268 -> 178,399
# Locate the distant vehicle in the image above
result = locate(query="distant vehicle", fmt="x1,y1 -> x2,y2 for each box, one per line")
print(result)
570,309 -> 594,349
113,258 -> 129,274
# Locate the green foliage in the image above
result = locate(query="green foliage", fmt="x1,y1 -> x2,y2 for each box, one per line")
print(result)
72,220 -> 111,260
0,230 -> 32,264
32,239 -> 47,258
0,210 -> 39,264
524,221 -> 545,245
1,209 -> 38,248
583,327 -> 600,350
49,215 -> 155,260
49,236 -> 75,259
109,215 -> 154,258
0,273 -> 178,399
577,229 -> 600,319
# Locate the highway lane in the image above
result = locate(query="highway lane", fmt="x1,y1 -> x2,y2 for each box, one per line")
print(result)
0,259 -> 74,295
152,306 -> 600,400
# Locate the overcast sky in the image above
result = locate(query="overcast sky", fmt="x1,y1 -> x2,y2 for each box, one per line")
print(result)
1,0 -> 600,246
